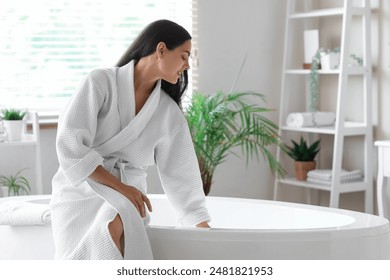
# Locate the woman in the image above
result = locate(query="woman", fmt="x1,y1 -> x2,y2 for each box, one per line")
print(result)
50,19 -> 210,260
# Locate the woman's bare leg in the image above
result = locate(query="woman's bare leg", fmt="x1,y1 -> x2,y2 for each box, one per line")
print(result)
108,214 -> 124,256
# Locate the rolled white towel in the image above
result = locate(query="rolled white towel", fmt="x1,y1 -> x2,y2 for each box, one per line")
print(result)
0,200 -> 51,226
286,112 -> 336,128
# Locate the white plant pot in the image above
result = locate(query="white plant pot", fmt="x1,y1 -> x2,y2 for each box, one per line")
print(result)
1,186 -> 9,197
3,120 -> 24,141
320,52 -> 340,70
0,186 -> 20,197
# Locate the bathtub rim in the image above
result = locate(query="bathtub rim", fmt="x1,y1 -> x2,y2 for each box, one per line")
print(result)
149,194 -> 389,236
1,194 -> 389,240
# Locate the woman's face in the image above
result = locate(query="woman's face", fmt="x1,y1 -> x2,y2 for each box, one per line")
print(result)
158,40 -> 191,84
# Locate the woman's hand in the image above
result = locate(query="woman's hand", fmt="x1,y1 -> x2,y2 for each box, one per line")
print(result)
89,166 -> 152,218
118,184 -> 152,218
196,221 -> 210,228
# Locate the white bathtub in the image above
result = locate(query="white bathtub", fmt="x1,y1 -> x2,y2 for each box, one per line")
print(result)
0,194 -> 389,259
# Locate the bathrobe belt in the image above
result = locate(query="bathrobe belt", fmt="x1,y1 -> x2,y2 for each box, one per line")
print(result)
102,157 -> 147,194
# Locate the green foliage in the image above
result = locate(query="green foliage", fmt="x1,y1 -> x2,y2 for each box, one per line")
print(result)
0,169 -> 31,196
186,91 -> 285,194
310,48 -> 363,112
285,137 -> 320,162
0,108 -> 26,120
350,54 -> 363,66
309,51 -> 321,112
309,47 -> 340,112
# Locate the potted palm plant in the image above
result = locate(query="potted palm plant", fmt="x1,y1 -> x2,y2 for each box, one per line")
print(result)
285,137 -> 320,181
185,91 -> 285,195
0,108 -> 27,141
0,169 -> 31,196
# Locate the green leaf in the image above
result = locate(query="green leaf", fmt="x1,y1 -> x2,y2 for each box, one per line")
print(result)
285,137 -> 321,162
0,108 -> 26,120
0,168 -> 30,195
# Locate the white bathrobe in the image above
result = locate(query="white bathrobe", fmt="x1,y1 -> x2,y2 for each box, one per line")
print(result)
50,60 -> 210,260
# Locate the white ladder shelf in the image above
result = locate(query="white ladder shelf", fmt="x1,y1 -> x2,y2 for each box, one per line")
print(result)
274,0 -> 373,213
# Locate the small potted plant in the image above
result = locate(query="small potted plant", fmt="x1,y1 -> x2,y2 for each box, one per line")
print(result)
0,108 -> 27,141
0,169 -> 31,196
285,137 -> 320,181
319,48 -> 340,70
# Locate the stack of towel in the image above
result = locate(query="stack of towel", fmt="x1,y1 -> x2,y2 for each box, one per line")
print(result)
0,200 -> 51,226
286,112 -> 336,128
307,169 -> 364,185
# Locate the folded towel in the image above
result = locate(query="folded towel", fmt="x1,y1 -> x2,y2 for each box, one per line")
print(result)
0,201 -> 51,226
286,112 -> 336,128
307,176 -> 363,185
307,169 -> 363,182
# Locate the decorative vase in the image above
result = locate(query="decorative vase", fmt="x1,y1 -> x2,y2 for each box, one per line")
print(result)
3,120 -> 24,141
294,161 -> 316,181
303,29 -> 319,69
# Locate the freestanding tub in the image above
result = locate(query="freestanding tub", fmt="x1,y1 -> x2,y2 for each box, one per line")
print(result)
0,194 -> 389,259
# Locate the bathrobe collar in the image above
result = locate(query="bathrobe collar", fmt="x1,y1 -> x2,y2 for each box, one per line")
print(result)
95,60 -> 161,156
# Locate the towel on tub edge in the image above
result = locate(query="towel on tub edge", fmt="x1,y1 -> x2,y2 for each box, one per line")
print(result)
0,200 -> 51,226
286,112 -> 336,128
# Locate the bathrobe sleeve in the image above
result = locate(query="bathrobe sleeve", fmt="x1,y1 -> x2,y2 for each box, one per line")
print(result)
56,71 -> 106,186
155,116 -> 211,226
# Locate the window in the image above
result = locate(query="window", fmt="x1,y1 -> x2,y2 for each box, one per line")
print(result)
0,0 -> 192,113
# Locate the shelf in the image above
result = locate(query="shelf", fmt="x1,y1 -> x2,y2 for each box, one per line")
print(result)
279,176 -> 331,191
276,0 -> 373,212
281,122 -> 369,136
286,69 -> 339,75
0,134 -> 37,147
285,67 -> 367,75
278,176 -> 367,192
289,8 -> 344,19
289,7 -> 366,19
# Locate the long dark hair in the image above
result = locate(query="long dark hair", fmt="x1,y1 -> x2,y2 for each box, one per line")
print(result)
116,19 -> 191,106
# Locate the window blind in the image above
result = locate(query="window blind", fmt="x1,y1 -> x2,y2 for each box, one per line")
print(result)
0,0 -> 193,112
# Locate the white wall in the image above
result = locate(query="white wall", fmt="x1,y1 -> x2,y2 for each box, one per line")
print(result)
194,0 -> 286,199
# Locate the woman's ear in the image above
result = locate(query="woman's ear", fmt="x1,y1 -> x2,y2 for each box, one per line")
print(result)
156,42 -> 166,58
